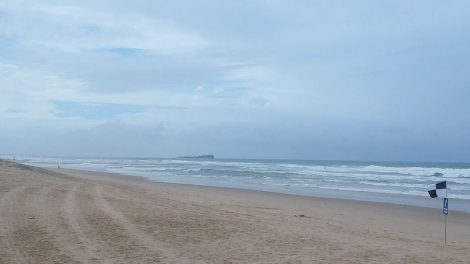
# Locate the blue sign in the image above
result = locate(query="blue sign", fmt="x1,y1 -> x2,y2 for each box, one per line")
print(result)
443,198 -> 448,215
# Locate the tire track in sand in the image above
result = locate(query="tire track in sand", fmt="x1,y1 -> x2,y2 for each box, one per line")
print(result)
28,183 -> 80,263
65,184 -> 113,264
93,185 -> 192,264
0,185 -> 33,264
29,183 -> 102,263
11,184 -> 78,263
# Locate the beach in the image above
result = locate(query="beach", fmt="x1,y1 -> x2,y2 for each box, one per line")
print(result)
1,160 -> 470,263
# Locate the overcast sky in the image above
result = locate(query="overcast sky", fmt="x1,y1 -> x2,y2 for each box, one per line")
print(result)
1,0 -> 469,162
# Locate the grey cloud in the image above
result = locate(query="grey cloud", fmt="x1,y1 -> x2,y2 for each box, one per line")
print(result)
1,0 -> 470,161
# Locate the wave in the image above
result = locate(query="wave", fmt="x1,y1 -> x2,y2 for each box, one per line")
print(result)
18,156 -> 470,200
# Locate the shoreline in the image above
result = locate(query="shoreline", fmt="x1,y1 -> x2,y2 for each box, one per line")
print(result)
17,156 -> 470,206
2,161 -> 470,263
54,167 -> 470,221
49,166 -> 470,214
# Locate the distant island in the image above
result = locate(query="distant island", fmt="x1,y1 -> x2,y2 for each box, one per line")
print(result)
178,155 -> 215,159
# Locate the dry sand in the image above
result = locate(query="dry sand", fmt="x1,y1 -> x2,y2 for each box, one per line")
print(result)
1,160 -> 470,263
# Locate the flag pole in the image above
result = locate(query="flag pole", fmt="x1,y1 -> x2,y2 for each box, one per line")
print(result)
445,213 -> 447,245
443,196 -> 448,245
428,181 -> 448,245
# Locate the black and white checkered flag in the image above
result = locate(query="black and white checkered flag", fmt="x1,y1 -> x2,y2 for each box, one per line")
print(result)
428,181 -> 447,198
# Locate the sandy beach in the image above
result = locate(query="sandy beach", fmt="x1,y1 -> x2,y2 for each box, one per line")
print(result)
1,160 -> 470,263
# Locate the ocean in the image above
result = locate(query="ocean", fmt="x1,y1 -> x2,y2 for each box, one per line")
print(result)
9,156 -> 470,212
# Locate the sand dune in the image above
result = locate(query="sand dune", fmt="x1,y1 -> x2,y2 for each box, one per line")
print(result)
1,160 -> 469,263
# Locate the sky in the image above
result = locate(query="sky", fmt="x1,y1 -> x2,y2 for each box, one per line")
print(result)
1,0 -> 470,162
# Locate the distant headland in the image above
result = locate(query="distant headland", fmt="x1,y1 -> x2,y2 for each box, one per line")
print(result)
178,155 -> 215,159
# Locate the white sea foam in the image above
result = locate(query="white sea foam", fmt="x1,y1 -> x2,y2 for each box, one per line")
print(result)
18,156 -> 470,200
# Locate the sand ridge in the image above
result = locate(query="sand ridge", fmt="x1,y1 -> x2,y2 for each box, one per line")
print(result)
1,160 -> 470,263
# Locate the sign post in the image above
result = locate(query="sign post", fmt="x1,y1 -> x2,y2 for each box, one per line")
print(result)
443,198 -> 448,245
427,181 -> 448,245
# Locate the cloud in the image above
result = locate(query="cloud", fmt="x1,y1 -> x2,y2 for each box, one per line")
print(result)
0,2 -> 211,55
53,101 -> 150,119
0,63 -> 86,119
0,0 -> 470,161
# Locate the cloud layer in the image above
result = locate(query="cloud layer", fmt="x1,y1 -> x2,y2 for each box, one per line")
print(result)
1,1 -> 470,161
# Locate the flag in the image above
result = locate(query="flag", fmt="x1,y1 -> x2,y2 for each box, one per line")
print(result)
428,181 -> 447,198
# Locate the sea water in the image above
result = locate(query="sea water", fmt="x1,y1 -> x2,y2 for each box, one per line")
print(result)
11,156 -> 470,212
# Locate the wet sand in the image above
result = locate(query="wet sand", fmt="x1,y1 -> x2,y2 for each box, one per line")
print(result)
1,160 -> 470,263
